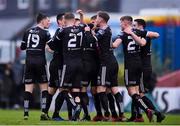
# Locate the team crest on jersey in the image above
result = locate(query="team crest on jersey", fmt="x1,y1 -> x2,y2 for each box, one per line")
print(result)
58,28 -> 64,33
71,28 -> 80,33
98,29 -> 105,35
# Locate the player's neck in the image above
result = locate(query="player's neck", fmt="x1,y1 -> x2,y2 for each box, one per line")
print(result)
99,23 -> 108,29
66,22 -> 74,27
37,24 -> 45,29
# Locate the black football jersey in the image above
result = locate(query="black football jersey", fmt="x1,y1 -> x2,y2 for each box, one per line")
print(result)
50,27 -> 63,58
21,26 -> 51,57
118,29 -> 147,60
93,26 -> 114,62
141,36 -> 152,57
56,25 -> 85,59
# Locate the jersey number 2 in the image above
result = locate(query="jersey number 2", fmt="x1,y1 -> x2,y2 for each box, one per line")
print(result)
127,36 -> 136,51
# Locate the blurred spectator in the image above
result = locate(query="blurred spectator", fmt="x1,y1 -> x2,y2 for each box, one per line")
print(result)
0,63 -> 14,109
12,59 -> 24,109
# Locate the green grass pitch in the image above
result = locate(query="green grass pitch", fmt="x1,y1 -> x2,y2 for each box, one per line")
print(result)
0,109 -> 180,125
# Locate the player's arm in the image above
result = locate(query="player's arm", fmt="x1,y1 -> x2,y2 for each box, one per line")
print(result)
20,32 -> 27,50
85,26 -> 105,42
47,28 -> 63,50
84,26 -> 98,43
112,38 -> 122,48
146,31 -> 160,38
124,27 -> 146,46
46,45 -> 54,53
76,9 -> 84,23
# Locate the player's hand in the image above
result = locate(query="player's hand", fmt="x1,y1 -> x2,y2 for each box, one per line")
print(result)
124,26 -> 133,35
85,26 -> 90,31
91,30 -> 96,35
76,9 -> 84,15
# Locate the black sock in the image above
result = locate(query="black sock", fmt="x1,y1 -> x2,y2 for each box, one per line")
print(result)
81,92 -> 89,116
142,96 -> 159,115
41,90 -> 48,113
136,105 -> 142,118
132,94 -> 148,113
107,93 -> 117,118
114,92 -> 124,116
131,99 -> 137,118
45,93 -> 53,113
98,92 -> 110,117
142,96 -> 156,110
93,93 -> 102,116
24,91 -> 32,116
53,92 -> 64,117
66,99 -> 72,119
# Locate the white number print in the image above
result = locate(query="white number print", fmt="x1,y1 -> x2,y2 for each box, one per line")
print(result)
68,32 -> 83,47
127,36 -> 135,51
68,33 -> 76,47
27,34 -> 40,48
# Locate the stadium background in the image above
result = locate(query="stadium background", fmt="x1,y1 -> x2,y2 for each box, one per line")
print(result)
0,0 -> 180,124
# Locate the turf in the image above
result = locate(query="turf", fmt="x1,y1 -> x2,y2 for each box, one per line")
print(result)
0,109 -> 179,125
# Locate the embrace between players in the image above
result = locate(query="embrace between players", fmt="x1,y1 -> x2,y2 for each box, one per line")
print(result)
21,10 -> 165,122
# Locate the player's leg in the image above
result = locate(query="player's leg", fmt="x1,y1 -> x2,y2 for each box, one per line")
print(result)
52,88 -> 65,121
125,68 -> 154,122
39,83 -> 50,120
37,64 -> 50,120
111,87 -> 126,121
109,62 -> 126,121
45,60 -> 58,115
96,66 -> 110,121
91,86 -> 104,121
23,64 -> 34,120
80,60 -> 94,121
60,63 -> 82,121
106,88 -> 118,121
91,65 -> 103,121
71,88 -> 82,121
80,86 -> 91,121
140,70 -> 165,122
24,84 -> 34,120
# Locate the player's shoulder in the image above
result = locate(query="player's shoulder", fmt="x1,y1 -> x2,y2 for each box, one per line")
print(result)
117,31 -> 126,38
97,28 -> 106,35
56,27 -> 64,34
133,28 -> 147,36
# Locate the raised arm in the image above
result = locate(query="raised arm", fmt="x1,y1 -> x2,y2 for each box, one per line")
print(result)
147,31 -> 160,38
76,9 -> 84,23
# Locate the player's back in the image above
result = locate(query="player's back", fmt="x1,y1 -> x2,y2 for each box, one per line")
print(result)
22,26 -> 51,64
60,25 -> 84,60
120,29 -> 147,61
141,36 -> 151,57
25,26 -> 50,55
96,26 -> 114,62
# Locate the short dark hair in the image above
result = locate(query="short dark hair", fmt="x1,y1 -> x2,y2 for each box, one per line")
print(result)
120,16 -> 133,22
56,13 -> 64,22
64,12 -> 75,20
134,19 -> 146,28
36,13 -> 48,23
91,15 -> 97,20
98,11 -> 110,23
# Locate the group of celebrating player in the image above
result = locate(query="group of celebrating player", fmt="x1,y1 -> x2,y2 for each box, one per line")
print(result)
20,9 -> 165,122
